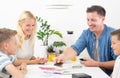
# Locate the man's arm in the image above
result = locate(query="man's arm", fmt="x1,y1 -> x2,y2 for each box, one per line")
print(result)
98,60 -> 115,70
63,47 -> 77,60
81,57 -> 114,70
5,64 -> 26,78
110,73 -> 112,78
54,47 -> 77,63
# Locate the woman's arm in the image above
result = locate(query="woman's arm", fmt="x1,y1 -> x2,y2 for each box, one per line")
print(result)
14,57 -> 48,66
30,56 -> 36,60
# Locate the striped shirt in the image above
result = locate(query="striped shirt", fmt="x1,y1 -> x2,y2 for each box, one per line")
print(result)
0,51 -> 15,77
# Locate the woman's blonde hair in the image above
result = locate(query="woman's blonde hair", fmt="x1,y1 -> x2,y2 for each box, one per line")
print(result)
17,11 -> 36,50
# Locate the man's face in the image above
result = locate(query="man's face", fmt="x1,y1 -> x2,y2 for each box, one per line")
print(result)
87,12 -> 104,32
111,35 -> 120,55
7,36 -> 17,55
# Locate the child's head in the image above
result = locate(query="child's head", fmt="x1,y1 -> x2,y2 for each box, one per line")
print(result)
0,28 -> 17,55
111,29 -> 120,55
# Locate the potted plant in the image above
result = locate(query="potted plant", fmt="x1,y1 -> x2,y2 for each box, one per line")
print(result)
47,41 -> 66,61
47,41 -> 66,53
36,16 -> 63,46
53,41 -> 66,55
35,16 -> 63,58
47,45 -> 56,62
47,45 -> 55,53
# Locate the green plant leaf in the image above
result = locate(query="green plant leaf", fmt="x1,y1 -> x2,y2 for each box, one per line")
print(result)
47,45 -> 55,52
36,16 -> 63,46
53,41 -> 66,47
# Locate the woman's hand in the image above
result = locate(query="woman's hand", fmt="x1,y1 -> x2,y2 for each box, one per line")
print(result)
32,57 -> 48,64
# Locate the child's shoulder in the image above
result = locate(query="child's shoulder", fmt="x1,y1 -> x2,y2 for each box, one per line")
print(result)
0,51 -> 15,64
0,51 -> 7,57
116,55 -> 120,59
0,51 -> 16,73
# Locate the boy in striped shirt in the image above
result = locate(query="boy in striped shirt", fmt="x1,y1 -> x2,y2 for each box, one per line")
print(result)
0,28 -> 26,78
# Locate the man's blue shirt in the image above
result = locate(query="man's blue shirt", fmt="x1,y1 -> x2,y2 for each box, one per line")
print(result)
71,24 -> 117,75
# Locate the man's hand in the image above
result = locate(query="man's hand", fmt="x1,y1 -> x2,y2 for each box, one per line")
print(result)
80,57 -> 99,67
54,54 -> 66,64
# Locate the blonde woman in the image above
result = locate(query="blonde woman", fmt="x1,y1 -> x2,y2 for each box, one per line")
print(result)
15,11 -> 47,65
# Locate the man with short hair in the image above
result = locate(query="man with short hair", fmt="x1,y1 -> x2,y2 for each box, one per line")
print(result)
55,5 -> 117,75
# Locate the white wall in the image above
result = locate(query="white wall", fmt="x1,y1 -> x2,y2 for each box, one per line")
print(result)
0,0 -> 120,56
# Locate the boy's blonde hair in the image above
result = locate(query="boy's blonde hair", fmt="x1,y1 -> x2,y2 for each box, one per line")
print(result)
0,28 -> 17,48
17,11 -> 36,50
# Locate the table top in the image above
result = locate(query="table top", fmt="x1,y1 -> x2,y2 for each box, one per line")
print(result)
25,61 -> 110,78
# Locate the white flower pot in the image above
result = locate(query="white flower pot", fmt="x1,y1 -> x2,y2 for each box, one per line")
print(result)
34,40 -> 47,58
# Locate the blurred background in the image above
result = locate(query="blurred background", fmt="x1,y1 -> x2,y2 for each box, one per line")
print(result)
0,0 -> 120,57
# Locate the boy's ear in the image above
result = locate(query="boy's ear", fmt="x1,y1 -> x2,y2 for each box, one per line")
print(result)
3,42 -> 9,50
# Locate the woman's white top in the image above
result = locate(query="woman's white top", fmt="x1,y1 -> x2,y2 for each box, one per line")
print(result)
16,38 -> 34,60
112,55 -> 120,78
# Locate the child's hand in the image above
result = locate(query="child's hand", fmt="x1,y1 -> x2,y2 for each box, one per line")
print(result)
19,63 -> 27,74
